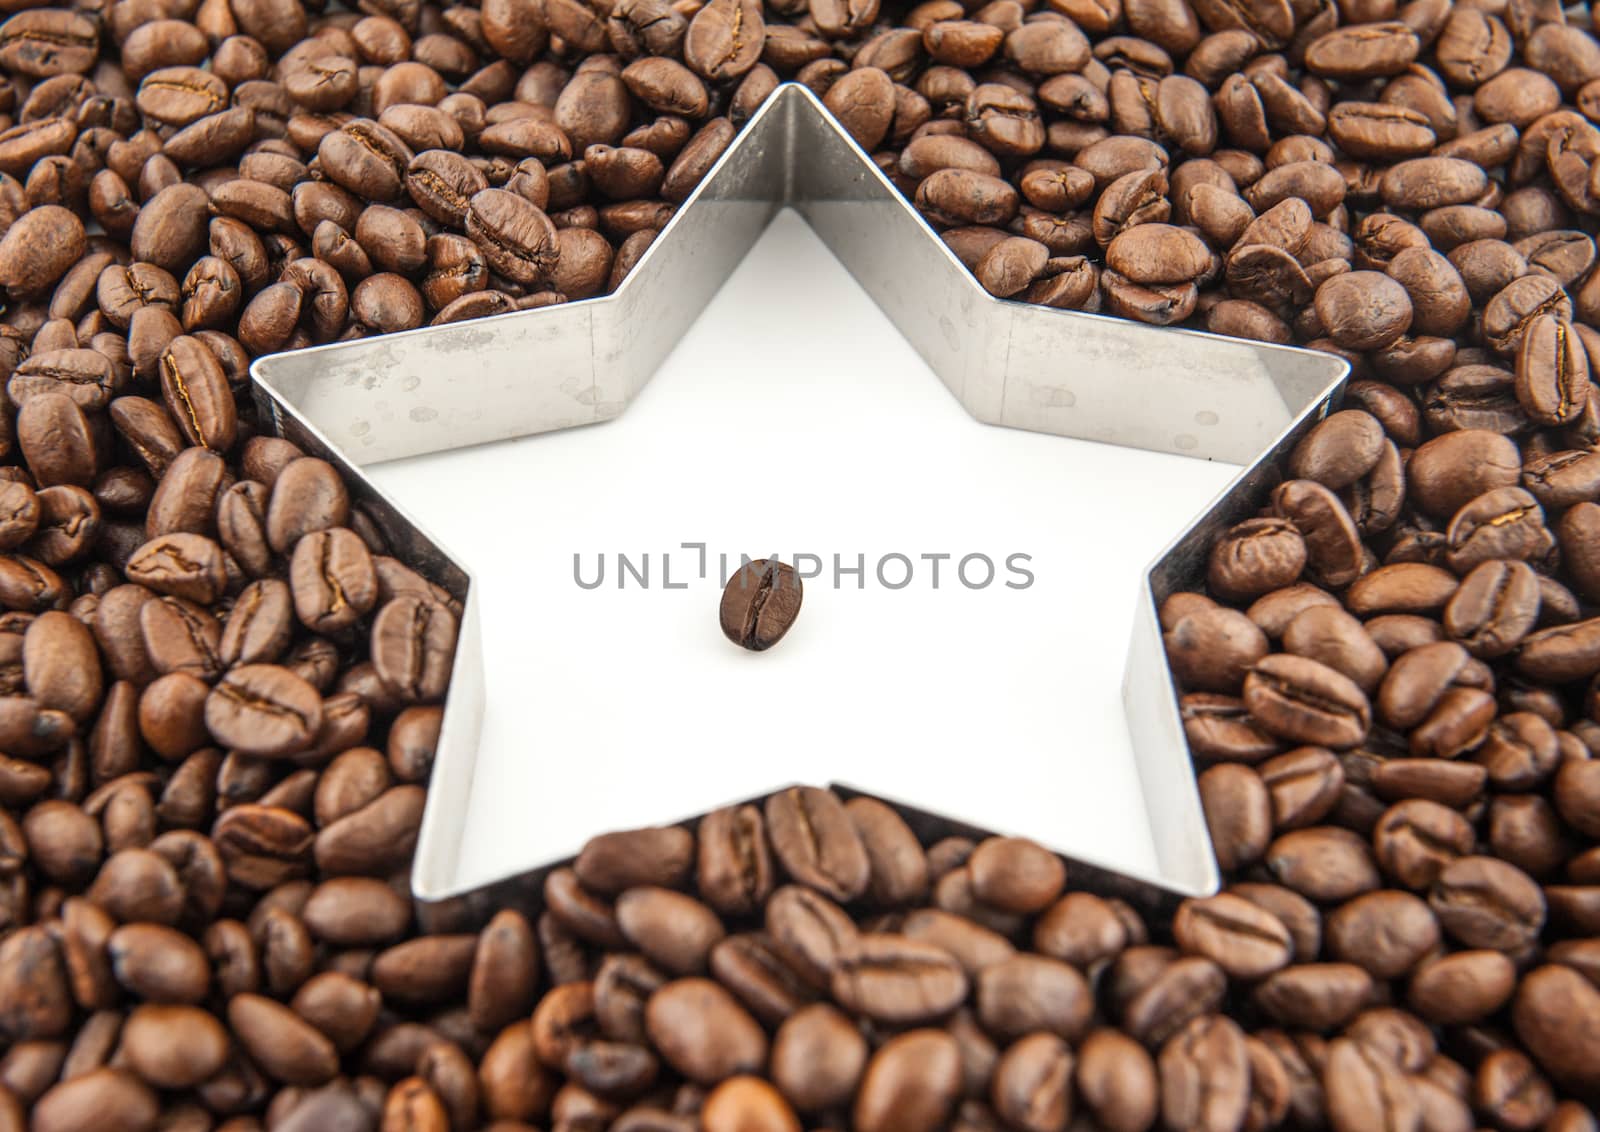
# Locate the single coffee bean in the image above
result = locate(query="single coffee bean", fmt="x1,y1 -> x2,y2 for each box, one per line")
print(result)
1172,893 -> 1292,980
854,1029 -> 962,1132
975,953 -> 1091,1041
764,786 -> 869,903
1159,1014 -> 1250,1132
645,977 -> 767,1085
720,559 -> 802,651
770,1003 -> 866,1112
1429,855 -> 1546,952
831,933 -> 968,1024
204,664 -> 323,758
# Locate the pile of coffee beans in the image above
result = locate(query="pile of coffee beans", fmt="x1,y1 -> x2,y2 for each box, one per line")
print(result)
2,0 -> 1600,1119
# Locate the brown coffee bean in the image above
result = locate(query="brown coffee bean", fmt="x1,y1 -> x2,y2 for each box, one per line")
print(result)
125,534 -> 226,605
301,876 -> 410,947
157,337 -> 235,453
763,786 -> 869,904
966,836 -> 1063,913
1315,272 -> 1414,351
616,887 -> 725,975
770,1004 -> 866,1113
1244,655 -> 1371,749
1512,965 -> 1600,1090
318,119 -> 413,202
646,978 -> 766,1085
990,1031 -> 1074,1132
1209,518 -> 1308,603
0,206 -> 85,296
1253,963 -> 1373,1030
1515,314 -> 1589,426
1173,892 -> 1292,980
204,665 -> 322,758
1409,949 -> 1516,1024
1430,855 -> 1545,952
832,933 -> 967,1024
702,1077 -> 801,1132
1324,1038 -> 1420,1132
1197,762 -> 1273,872
1267,826 -> 1380,902
107,921 -> 209,1003
976,953 -> 1091,1041
575,825 -> 693,895
121,1004 -> 229,1089
710,932 -> 818,1028
916,168 -> 1019,227
31,1069 -> 158,1132
227,992 -> 338,1085
1325,890 -> 1440,979
838,797 -> 926,908
1407,430 -> 1522,518
1160,1014 -> 1250,1132
854,1029 -> 962,1132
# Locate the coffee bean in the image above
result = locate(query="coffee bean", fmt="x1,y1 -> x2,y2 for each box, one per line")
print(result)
702,1077 -> 801,1132
764,786 -> 869,903
157,336 -> 235,453
975,953 -> 1091,1041
1244,654 -> 1372,749
711,931 -> 819,1026
204,664 -> 323,758
227,991 -> 339,1085
31,1069 -> 158,1132
616,887 -> 725,975
319,119 -> 413,202
121,1004 -> 229,1089
854,1029 -> 962,1132
844,797 -> 927,907
576,825 -> 693,894
770,1003 -> 866,1112
1159,1014 -> 1250,1132
1173,893 -> 1292,980
991,1031 -> 1074,1132
0,205 -> 85,295
1324,1038 -> 1421,1132
1513,965 -> 1600,1091
1430,855 -> 1546,952
832,933 -> 966,1023
1030,891 -> 1124,969
683,0 -> 765,81
646,977 -> 766,1085
719,559 -> 802,651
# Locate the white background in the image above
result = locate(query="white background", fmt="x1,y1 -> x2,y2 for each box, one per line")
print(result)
371,211 -> 1240,892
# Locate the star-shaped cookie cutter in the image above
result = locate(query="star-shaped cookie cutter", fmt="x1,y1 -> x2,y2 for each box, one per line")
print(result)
249,82 -> 1350,920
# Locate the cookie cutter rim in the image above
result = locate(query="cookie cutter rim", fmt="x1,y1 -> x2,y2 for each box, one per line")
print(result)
248,82 -> 1351,918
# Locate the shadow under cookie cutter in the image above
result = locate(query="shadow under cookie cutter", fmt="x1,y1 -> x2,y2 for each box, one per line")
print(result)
249,82 -> 1351,919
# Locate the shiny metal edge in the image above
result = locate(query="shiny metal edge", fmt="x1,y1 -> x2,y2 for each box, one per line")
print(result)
246,82 -> 1350,917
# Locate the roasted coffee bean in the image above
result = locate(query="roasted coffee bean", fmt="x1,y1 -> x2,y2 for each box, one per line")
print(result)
1430,855 -> 1546,952
976,953 -> 1091,1040
1243,654 -> 1371,749
1160,1014 -> 1251,1132
831,933 -> 968,1024
719,559 -> 802,651
1172,892 -> 1292,980
646,977 -> 767,1085
844,797 -> 927,908
764,786 -> 869,903
854,1029 -> 962,1132
577,825 -> 693,894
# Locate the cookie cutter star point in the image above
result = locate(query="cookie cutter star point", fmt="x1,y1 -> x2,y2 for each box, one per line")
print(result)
248,81 -> 1350,916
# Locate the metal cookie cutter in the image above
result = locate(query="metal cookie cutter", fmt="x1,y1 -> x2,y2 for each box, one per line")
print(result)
250,82 -> 1350,919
